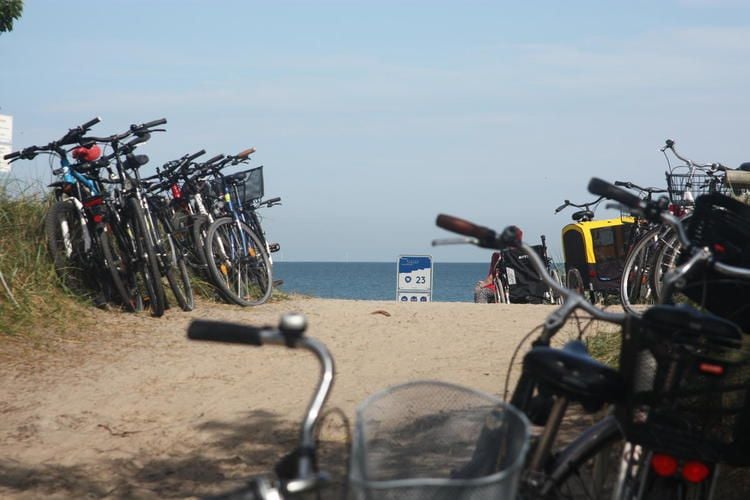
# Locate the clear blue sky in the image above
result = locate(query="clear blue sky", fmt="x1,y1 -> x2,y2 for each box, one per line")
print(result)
3,0 -> 750,262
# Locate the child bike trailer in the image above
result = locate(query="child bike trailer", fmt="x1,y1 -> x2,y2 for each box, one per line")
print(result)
562,217 -> 633,302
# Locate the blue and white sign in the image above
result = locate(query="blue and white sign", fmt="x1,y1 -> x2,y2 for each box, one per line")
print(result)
397,255 -> 432,302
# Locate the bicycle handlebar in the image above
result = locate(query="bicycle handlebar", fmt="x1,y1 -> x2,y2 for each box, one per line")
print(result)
661,138 -> 728,171
187,314 -> 334,487
4,116 -> 102,161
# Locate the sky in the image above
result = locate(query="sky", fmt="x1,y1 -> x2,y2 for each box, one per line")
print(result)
2,0 -> 750,262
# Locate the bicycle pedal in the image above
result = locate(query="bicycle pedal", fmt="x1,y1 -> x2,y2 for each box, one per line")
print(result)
268,242 -> 281,253
273,279 -> 284,287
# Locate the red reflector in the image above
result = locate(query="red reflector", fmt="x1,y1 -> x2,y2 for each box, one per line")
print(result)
713,243 -> 726,254
651,454 -> 678,477
699,363 -> 724,376
588,270 -> 597,278
83,196 -> 104,208
682,461 -> 710,483
93,214 -> 104,223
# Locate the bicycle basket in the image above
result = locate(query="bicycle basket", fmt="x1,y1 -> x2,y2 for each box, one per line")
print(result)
618,306 -> 750,465
680,193 -> 750,331
348,380 -> 530,500
666,172 -> 727,206
236,166 -> 264,206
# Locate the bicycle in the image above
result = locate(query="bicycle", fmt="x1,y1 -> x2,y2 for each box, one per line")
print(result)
201,149 -> 281,306
81,118 -> 171,316
434,184 -> 750,499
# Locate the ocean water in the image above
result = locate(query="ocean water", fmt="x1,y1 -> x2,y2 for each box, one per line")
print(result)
273,262 -> 488,302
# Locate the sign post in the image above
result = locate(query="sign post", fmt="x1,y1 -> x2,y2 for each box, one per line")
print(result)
0,115 -> 12,173
396,255 -> 433,302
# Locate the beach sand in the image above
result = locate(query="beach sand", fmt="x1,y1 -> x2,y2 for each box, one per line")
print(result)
0,297 -> 562,498
1,297 -> 745,498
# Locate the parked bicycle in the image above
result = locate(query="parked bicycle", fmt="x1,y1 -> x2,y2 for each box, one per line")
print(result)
434,177 -> 750,499
3,117 -> 123,308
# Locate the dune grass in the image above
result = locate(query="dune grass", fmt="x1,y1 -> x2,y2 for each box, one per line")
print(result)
0,179 -> 89,339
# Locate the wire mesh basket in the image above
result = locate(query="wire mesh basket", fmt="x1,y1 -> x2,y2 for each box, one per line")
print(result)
665,171 -> 727,206
235,166 -> 264,205
618,305 -> 750,466
348,380 -> 530,500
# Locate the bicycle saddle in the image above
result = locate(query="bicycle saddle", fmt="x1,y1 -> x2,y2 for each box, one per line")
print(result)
124,154 -> 149,170
572,210 -> 594,222
523,340 -> 624,412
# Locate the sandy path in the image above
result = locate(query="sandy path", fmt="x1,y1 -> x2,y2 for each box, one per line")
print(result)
0,297 -> 558,498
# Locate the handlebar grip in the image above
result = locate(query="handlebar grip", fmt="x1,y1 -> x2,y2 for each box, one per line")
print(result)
436,214 -> 496,241
203,154 -> 225,166
554,202 -> 568,213
587,177 -> 643,209
187,320 -> 263,345
236,147 -> 256,160
80,117 -> 101,130
141,118 -> 168,129
3,150 -> 21,160
265,196 -> 281,205
187,149 -> 206,162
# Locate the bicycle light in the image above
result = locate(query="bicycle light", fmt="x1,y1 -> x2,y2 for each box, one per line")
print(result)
651,454 -> 678,477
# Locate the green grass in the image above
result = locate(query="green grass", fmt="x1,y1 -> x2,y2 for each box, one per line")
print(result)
0,179 -> 89,338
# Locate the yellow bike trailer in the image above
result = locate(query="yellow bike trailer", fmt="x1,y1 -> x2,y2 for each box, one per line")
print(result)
562,216 -> 634,301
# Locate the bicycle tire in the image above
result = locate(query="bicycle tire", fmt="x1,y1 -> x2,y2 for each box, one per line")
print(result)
162,229 -> 194,311
566,268 -> 585,296
619,228 -> 662,315
538,414 -> 624,499
549,268 -> 564,305
648,220 -> 689,304
125,197 -> 165,317
204,217 -> 272,306
191,213 -> 211,271
100,223 -> 142,312
44,199 -> 99,300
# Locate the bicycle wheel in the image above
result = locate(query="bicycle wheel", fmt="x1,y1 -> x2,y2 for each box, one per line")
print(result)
566,268 -> 585,296
125,197 -> 165,317
190,213 -> 211,271
619,228 -> 661,315
549,268 -> 564,305
44,200 -> 99,299
539,414 -> 625,499
205,217 -> 272,306
100,223 -> 143,312
648,222 -> 687,304
161,224 -> 194,311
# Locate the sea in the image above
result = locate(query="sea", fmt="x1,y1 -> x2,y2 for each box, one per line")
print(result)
273,262 -> 488,302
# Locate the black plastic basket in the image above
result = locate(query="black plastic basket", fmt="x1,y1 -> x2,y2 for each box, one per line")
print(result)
665,172 -> 727,206
617,306 -> 750,465
680,193 -> 750,330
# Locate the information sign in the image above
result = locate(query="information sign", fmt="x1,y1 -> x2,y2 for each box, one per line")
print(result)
396,255 -> 432,302
0,115 -> 12,173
